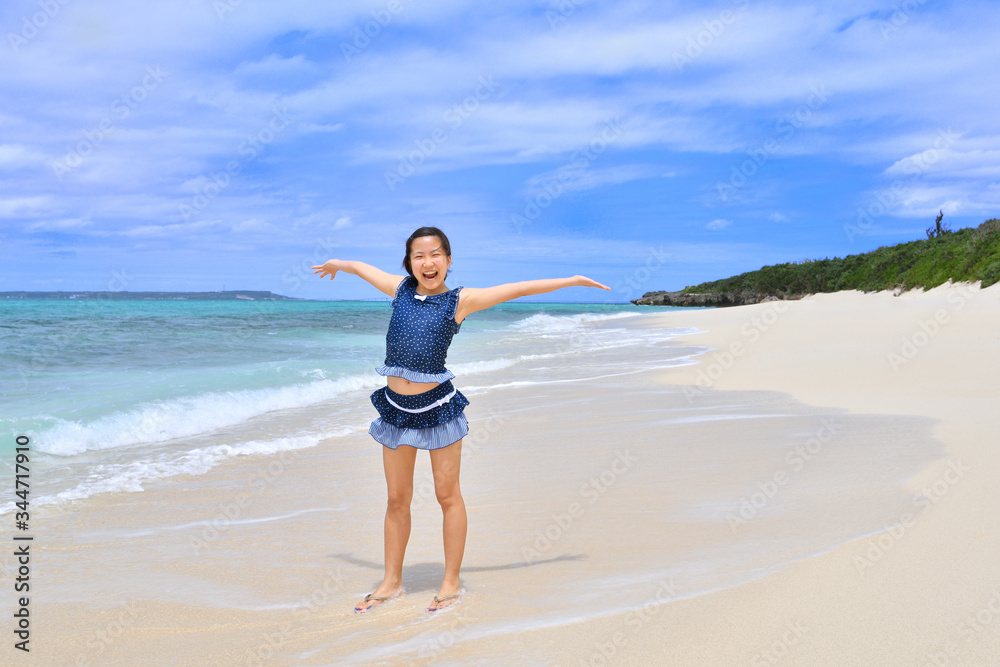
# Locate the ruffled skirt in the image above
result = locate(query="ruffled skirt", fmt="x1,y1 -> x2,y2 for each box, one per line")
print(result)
369,380 -> 469,450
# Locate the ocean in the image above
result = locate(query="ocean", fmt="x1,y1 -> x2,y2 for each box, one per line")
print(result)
0,297 -> 695,515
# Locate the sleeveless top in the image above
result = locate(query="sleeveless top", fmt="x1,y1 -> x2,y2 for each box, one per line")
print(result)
376,275 -> 464,383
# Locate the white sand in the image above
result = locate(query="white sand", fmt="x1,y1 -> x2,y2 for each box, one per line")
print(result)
16,282 -> 1000,665
519,281 -> 1000,665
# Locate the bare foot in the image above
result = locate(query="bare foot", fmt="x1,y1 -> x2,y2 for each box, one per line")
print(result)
354,585 -> 404,613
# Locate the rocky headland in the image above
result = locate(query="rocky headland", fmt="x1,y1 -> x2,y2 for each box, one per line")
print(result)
630,290 -> 805,307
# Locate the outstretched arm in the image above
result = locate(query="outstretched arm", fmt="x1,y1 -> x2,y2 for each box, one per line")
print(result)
311,259 -> 406,298
458,275 -> 610,320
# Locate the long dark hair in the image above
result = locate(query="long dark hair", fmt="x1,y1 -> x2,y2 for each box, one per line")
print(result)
402,227 -> 452,278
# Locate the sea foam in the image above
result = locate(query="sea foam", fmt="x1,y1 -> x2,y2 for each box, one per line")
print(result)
31,374 -> 377,457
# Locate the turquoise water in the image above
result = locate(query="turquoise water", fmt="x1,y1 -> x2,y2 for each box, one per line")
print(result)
1,298 -> 691,511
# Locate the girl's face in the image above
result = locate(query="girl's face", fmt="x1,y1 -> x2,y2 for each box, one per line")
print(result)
410,235 -> 452,292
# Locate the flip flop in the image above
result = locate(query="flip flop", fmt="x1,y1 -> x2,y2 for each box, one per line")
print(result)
354,589 -> 402,613
427,593 -> 461,612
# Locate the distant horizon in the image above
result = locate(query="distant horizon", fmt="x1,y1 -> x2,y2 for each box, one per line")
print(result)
0,289 -> 634,305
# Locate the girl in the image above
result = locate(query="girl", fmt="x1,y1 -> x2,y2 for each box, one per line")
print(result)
312,227 -> 610,613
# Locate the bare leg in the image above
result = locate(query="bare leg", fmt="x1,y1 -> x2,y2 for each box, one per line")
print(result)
355,444 -> 417,611
427,439 -> 466,610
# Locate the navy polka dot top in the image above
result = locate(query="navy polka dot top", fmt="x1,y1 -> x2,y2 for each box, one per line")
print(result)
376,275 -> 464,383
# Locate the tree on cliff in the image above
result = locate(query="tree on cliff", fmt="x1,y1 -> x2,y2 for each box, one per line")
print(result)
927,210 -> 950,239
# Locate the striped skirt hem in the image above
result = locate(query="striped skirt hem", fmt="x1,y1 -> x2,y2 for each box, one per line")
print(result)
368,413 -> 468,450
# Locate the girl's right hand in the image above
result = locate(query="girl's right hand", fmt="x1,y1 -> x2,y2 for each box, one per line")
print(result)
312,260 -> 340,280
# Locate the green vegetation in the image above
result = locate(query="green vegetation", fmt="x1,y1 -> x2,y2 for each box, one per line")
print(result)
683,218 -> 1000,295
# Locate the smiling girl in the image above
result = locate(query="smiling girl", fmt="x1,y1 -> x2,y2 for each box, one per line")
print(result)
312,226 -> 609,613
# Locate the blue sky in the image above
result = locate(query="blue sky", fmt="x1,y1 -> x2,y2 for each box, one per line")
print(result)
2,0 -> 998,302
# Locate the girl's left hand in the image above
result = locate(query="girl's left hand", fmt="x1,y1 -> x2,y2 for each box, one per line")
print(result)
575,275 -> 611,290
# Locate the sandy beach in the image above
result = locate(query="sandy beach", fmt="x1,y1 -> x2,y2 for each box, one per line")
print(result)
510,280 -> 1000,666
11,281 -> 1000,665
613,281 -> 1000,666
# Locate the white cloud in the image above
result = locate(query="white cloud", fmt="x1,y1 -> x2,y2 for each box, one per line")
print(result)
0,196 -> 52,218
230,218 -> 275,233
24,218 -> 93,232
523,164 -> 658,198
120,219 -> 226,238
706,218 -> 732,230
0,144 -> 46,169
235,54 -> 320,79
886,144 -> 1000,181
